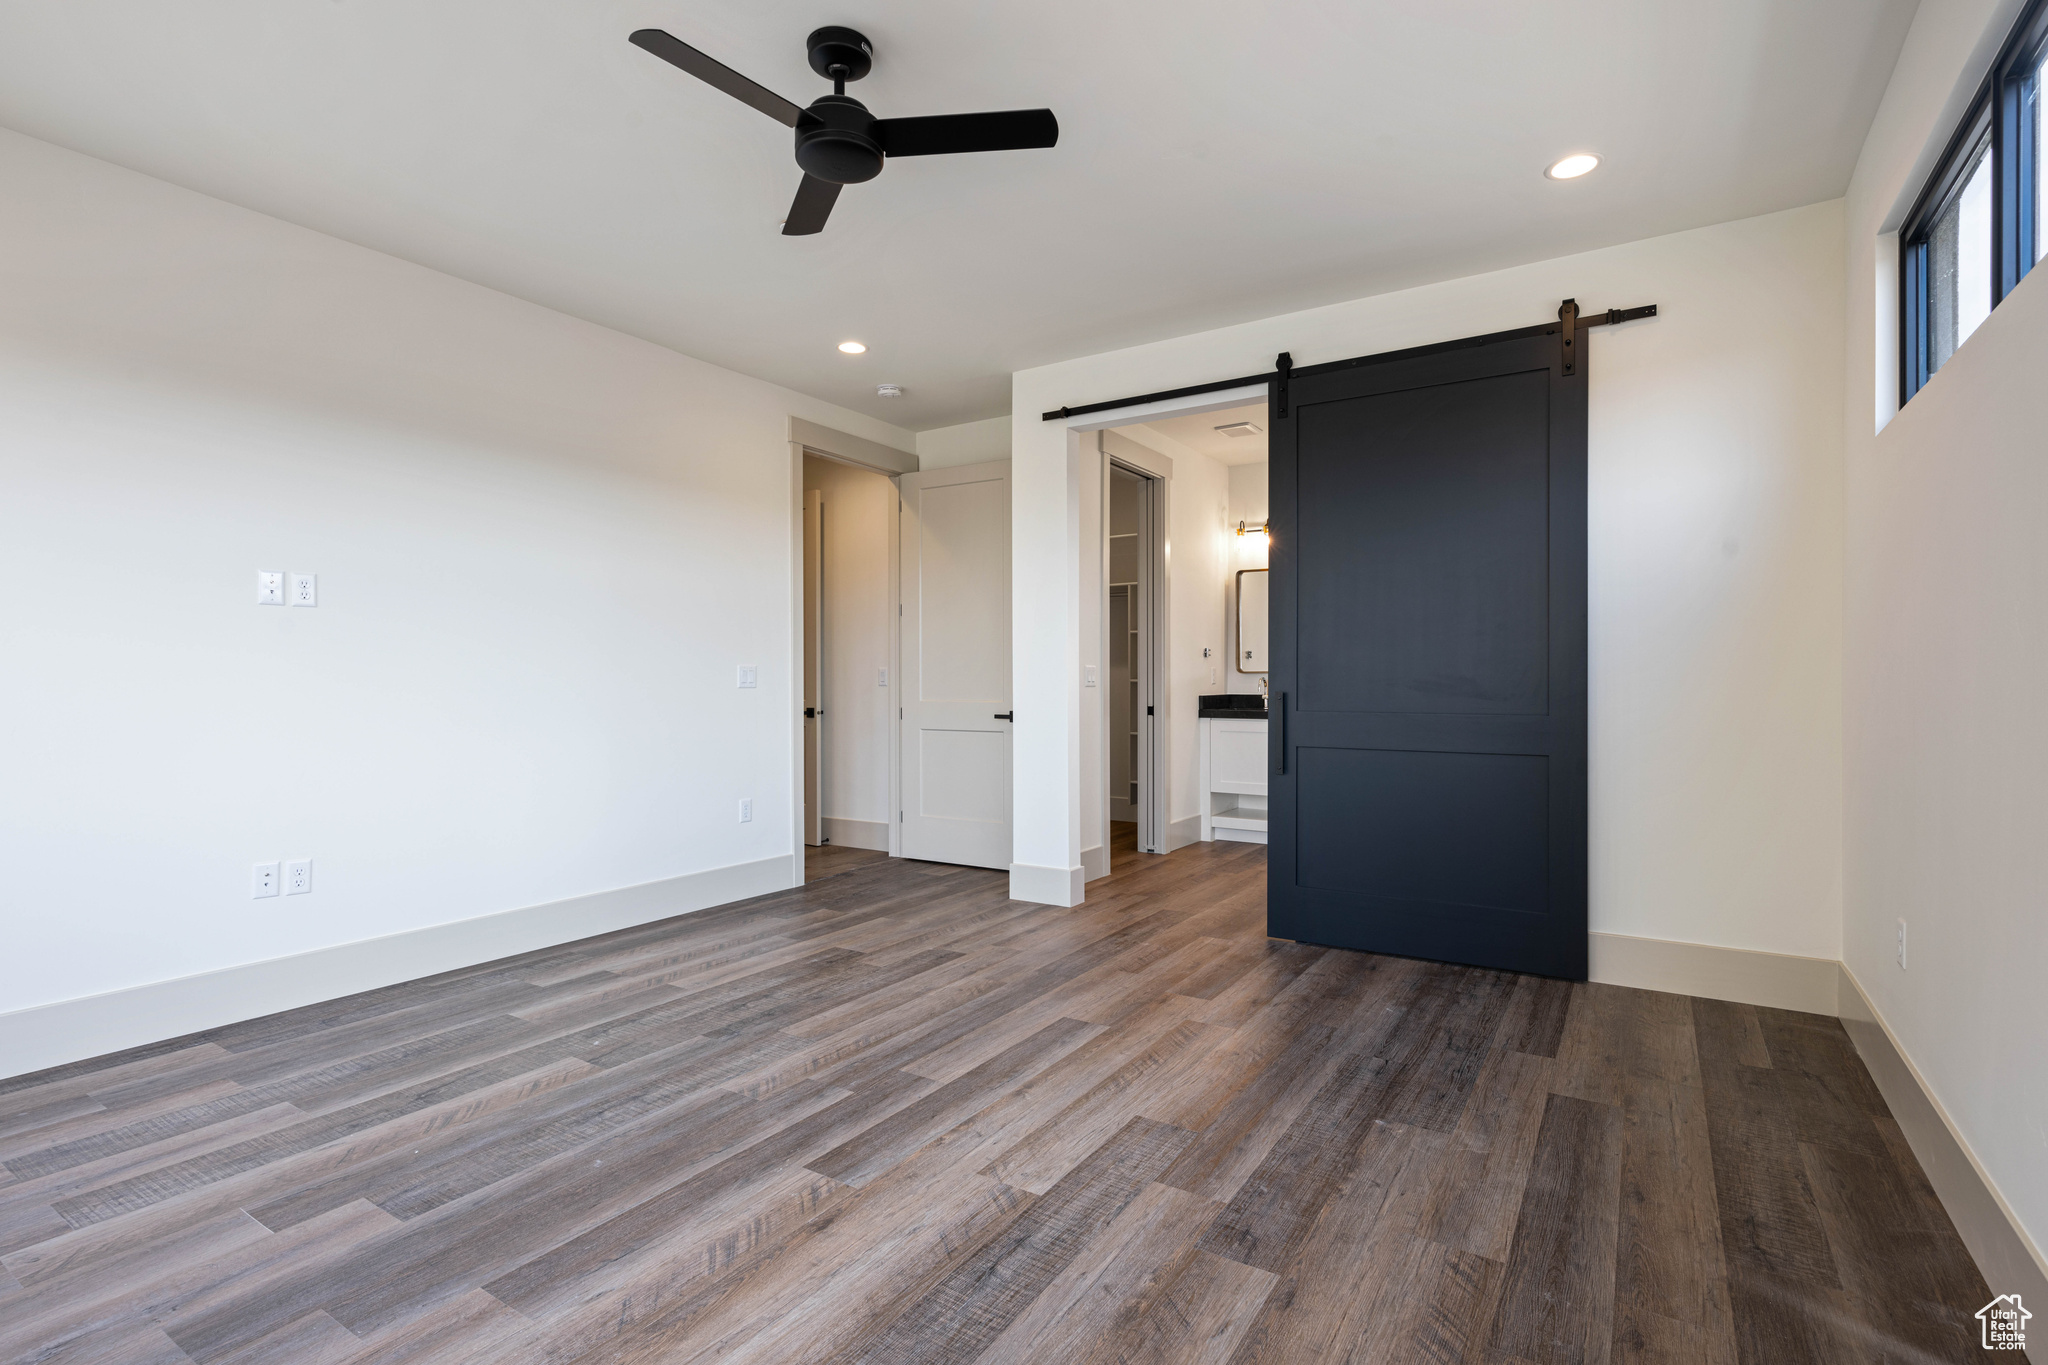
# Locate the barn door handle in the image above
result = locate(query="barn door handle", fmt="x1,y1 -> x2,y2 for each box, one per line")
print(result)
1274,693 -> 1288,774
994,711 -> 1013,721
804,707 -> 816,718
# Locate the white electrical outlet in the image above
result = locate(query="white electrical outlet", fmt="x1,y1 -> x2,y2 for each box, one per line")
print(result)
737,666 -> 758,688
1897,918 -> 1907,970
256,571 -> 284,605
288,573 -> 317,607
252,862 -> 280,898
738,798 -> 753,823
285,858 -> 313,895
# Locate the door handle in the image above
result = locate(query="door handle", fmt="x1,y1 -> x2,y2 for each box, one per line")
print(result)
994,711 -> 1013,721
804,707 -> 816,719
1274,693 -> 1287,774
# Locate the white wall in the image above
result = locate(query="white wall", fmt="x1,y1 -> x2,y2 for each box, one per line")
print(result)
916,415 -> 1011,469
1841,0 -> 2048,1292
1225,463 -> 1270,698
0,128 -> 912,1070
1162,446 -> 1231,842
802,456 -> 897,843
1013,200 -> 1847,965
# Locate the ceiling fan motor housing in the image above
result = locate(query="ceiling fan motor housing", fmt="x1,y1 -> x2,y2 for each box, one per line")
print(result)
796,95 -> 884,184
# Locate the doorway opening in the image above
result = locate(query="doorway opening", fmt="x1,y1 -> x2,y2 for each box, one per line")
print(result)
801,451 -> 898,876
1107,461 -> 1158,852
1084,401 -> 1270,871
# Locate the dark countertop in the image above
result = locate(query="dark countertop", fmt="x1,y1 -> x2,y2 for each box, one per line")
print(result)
1198,693 -> 1267,719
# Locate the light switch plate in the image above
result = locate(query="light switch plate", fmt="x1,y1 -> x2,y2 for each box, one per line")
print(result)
252,862 -> 280,898
285,858 -> 312,895
1084,665 -> 1098,687
877,668 -> 888,687
288,573 -> 317,607
257,571 -> 284,605
737,666 -> 758,688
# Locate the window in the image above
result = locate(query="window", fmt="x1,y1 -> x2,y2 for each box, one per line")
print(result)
2033,54 -> 2048,268
1900,0 -> 2048,402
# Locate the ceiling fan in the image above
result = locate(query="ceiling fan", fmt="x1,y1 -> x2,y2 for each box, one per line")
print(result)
628,26 -> 1059,236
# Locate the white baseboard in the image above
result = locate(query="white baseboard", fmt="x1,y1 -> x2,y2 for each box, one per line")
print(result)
1009,861 -> 1084,907
1081,844 -> 1110,882
1588,931 -> 1839,1014
0,854 -> 796,1082
1837,965 -> 2048,1308
821,817 -> 889,852
1163,814 -> 1201,853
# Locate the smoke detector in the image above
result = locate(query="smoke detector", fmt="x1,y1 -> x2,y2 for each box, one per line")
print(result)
1214,421 -> 1263,438
876,383 -> 903,398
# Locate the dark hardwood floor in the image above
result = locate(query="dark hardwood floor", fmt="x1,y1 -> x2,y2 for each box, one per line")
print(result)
0,838 -> 2011,1363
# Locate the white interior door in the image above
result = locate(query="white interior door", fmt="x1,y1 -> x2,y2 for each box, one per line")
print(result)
899,459 -> 1011,869
802,489 -> 823,847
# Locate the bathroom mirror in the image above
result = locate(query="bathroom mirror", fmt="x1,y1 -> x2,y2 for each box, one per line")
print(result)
1236,569 -> 1268,673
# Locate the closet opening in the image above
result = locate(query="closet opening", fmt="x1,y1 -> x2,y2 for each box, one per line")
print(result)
1106,461 -> 1160,854
801,451 -> 898,874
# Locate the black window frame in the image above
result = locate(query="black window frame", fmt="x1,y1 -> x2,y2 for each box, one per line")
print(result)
1900,0 -> 2048,403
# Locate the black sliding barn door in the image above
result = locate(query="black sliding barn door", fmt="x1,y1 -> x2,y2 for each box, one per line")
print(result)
1268,327 -> 1587,980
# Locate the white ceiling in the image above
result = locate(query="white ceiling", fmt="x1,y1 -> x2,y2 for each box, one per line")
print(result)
1138,403 -> 1270,466
0,0 -> 1916,430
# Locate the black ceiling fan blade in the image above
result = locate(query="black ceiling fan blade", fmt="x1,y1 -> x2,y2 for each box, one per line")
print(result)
783,175 -> 842,235
629,29 -> 804,128
872,109 -> 1059,157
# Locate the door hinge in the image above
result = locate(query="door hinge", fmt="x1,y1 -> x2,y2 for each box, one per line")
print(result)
1146,705 -> 1154,716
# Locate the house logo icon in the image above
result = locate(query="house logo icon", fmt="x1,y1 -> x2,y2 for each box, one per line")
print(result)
1977,1294 -> 2030,1351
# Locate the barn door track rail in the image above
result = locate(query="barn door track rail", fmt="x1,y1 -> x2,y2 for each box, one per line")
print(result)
1039,298 -> 1657,422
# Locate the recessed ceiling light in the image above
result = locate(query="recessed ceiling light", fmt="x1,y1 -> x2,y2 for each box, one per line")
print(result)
838,340 -> 867,354
1546,154 -> 1601,180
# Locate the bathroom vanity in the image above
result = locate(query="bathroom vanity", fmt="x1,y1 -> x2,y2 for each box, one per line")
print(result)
1199,694 -> 1267,843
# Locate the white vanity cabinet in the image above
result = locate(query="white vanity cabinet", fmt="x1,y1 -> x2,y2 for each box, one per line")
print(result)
1200,716 -> 1268,843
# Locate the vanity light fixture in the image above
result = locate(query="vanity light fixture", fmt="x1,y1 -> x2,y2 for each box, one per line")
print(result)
1236,519 -> 1271,544
838,340 -> 867,353
1545,153 -> 1600,180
